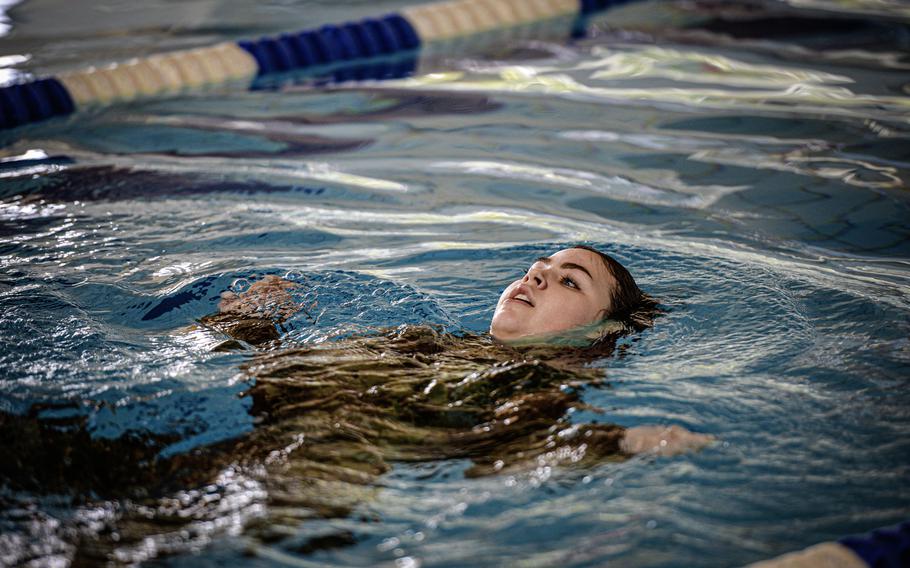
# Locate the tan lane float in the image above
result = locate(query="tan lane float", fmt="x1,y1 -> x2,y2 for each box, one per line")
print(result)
0,0 -> 631,130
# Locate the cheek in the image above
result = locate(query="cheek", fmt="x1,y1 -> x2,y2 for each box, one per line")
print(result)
542,293 -> 596,326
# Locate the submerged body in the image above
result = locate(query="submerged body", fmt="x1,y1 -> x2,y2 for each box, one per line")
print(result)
0,249 -> 707,562
1,323 -> 691,560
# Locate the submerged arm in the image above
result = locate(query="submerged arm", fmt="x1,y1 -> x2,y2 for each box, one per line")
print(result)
620,424 -> 714,456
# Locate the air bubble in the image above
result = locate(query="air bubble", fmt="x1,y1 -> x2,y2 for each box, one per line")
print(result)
230,278 -> 251,294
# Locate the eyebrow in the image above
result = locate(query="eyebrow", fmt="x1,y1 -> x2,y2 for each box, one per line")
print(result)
534,256 -> 594,281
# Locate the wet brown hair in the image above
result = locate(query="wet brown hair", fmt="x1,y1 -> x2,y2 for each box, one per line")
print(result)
0,325 -> 629,562
572,245 -> 660,333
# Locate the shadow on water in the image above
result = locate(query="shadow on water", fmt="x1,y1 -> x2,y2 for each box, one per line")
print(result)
0,88 -> 503,204
0,166 -> 331,203
261,89 -> 502,124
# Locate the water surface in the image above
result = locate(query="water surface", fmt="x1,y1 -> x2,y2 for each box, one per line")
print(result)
1,0 -> 909,566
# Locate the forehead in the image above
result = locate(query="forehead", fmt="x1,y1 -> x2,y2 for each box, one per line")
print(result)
549,248 -> 606,272
543,248 -> 615,286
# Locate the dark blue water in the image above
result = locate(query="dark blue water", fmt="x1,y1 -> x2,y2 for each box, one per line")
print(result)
1,0 -> 909,566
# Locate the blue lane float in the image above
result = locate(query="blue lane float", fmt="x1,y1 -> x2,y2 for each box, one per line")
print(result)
0,78 -> 74,130
0,0 -> 632,131
840,520 -> 910,568
580,0 -> 637,14
237,14 -> 420,76
236,16 -> 415,76
745,521 -> 910,567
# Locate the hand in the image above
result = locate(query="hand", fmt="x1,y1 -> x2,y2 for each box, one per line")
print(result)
218,275 -> 301,321
745,542 -> 867,568
620,425 -> 714,456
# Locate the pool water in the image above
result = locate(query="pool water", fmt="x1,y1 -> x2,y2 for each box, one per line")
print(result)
1,0 -> 909,566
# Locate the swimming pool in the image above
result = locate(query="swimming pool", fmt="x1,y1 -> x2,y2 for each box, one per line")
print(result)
1,0 -> 909,566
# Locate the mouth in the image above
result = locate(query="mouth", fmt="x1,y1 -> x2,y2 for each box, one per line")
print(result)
507,287 -> 534,307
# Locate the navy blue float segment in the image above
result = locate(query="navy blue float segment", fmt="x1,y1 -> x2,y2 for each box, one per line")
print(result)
24,83 -> 53,120
270,37 -> 297,71
347,22 -> 379,57
383,14 -> 420,50
318,25 -> 350,62
287,33 -> 316,67
840,521 -> 910,568
0,85 -> 29,129
325,25 -> 359,59
301,31 -> 329,65
236,40 -> 269,73
0,78 -> 75,130
580,0 -> 635,15
237,13 -> 421,76
365,18 -> 401,53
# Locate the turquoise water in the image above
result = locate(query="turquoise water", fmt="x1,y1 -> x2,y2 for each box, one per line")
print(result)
1,0 -> 909,566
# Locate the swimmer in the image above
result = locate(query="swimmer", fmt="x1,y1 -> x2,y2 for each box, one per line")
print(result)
205,245 -> 707,457
0,246 -> 711,561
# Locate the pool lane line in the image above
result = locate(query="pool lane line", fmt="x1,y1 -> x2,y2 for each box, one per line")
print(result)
746,520 -> 910,568
0,0 -> 638,131
838,520 -> 910,568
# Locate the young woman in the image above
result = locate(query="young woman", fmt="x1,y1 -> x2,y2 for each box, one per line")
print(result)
206,245 -> 708,460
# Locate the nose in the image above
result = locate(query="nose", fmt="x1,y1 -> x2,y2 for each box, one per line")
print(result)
522,264 -> 548,289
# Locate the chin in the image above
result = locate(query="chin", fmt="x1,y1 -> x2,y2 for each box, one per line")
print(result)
491,324 -> 548,344
489,326 -> 515,342
489,319 -> 523,342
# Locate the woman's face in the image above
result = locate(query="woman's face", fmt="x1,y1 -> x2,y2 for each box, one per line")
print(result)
490,248 -> 617,342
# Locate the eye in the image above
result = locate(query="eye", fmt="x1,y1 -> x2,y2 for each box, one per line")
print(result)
560,275 -> 579,289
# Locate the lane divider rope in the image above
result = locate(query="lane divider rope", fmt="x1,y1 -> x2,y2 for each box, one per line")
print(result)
0,0 -> 633,130
746,521 -> 910,568
839,520 -> 910,568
